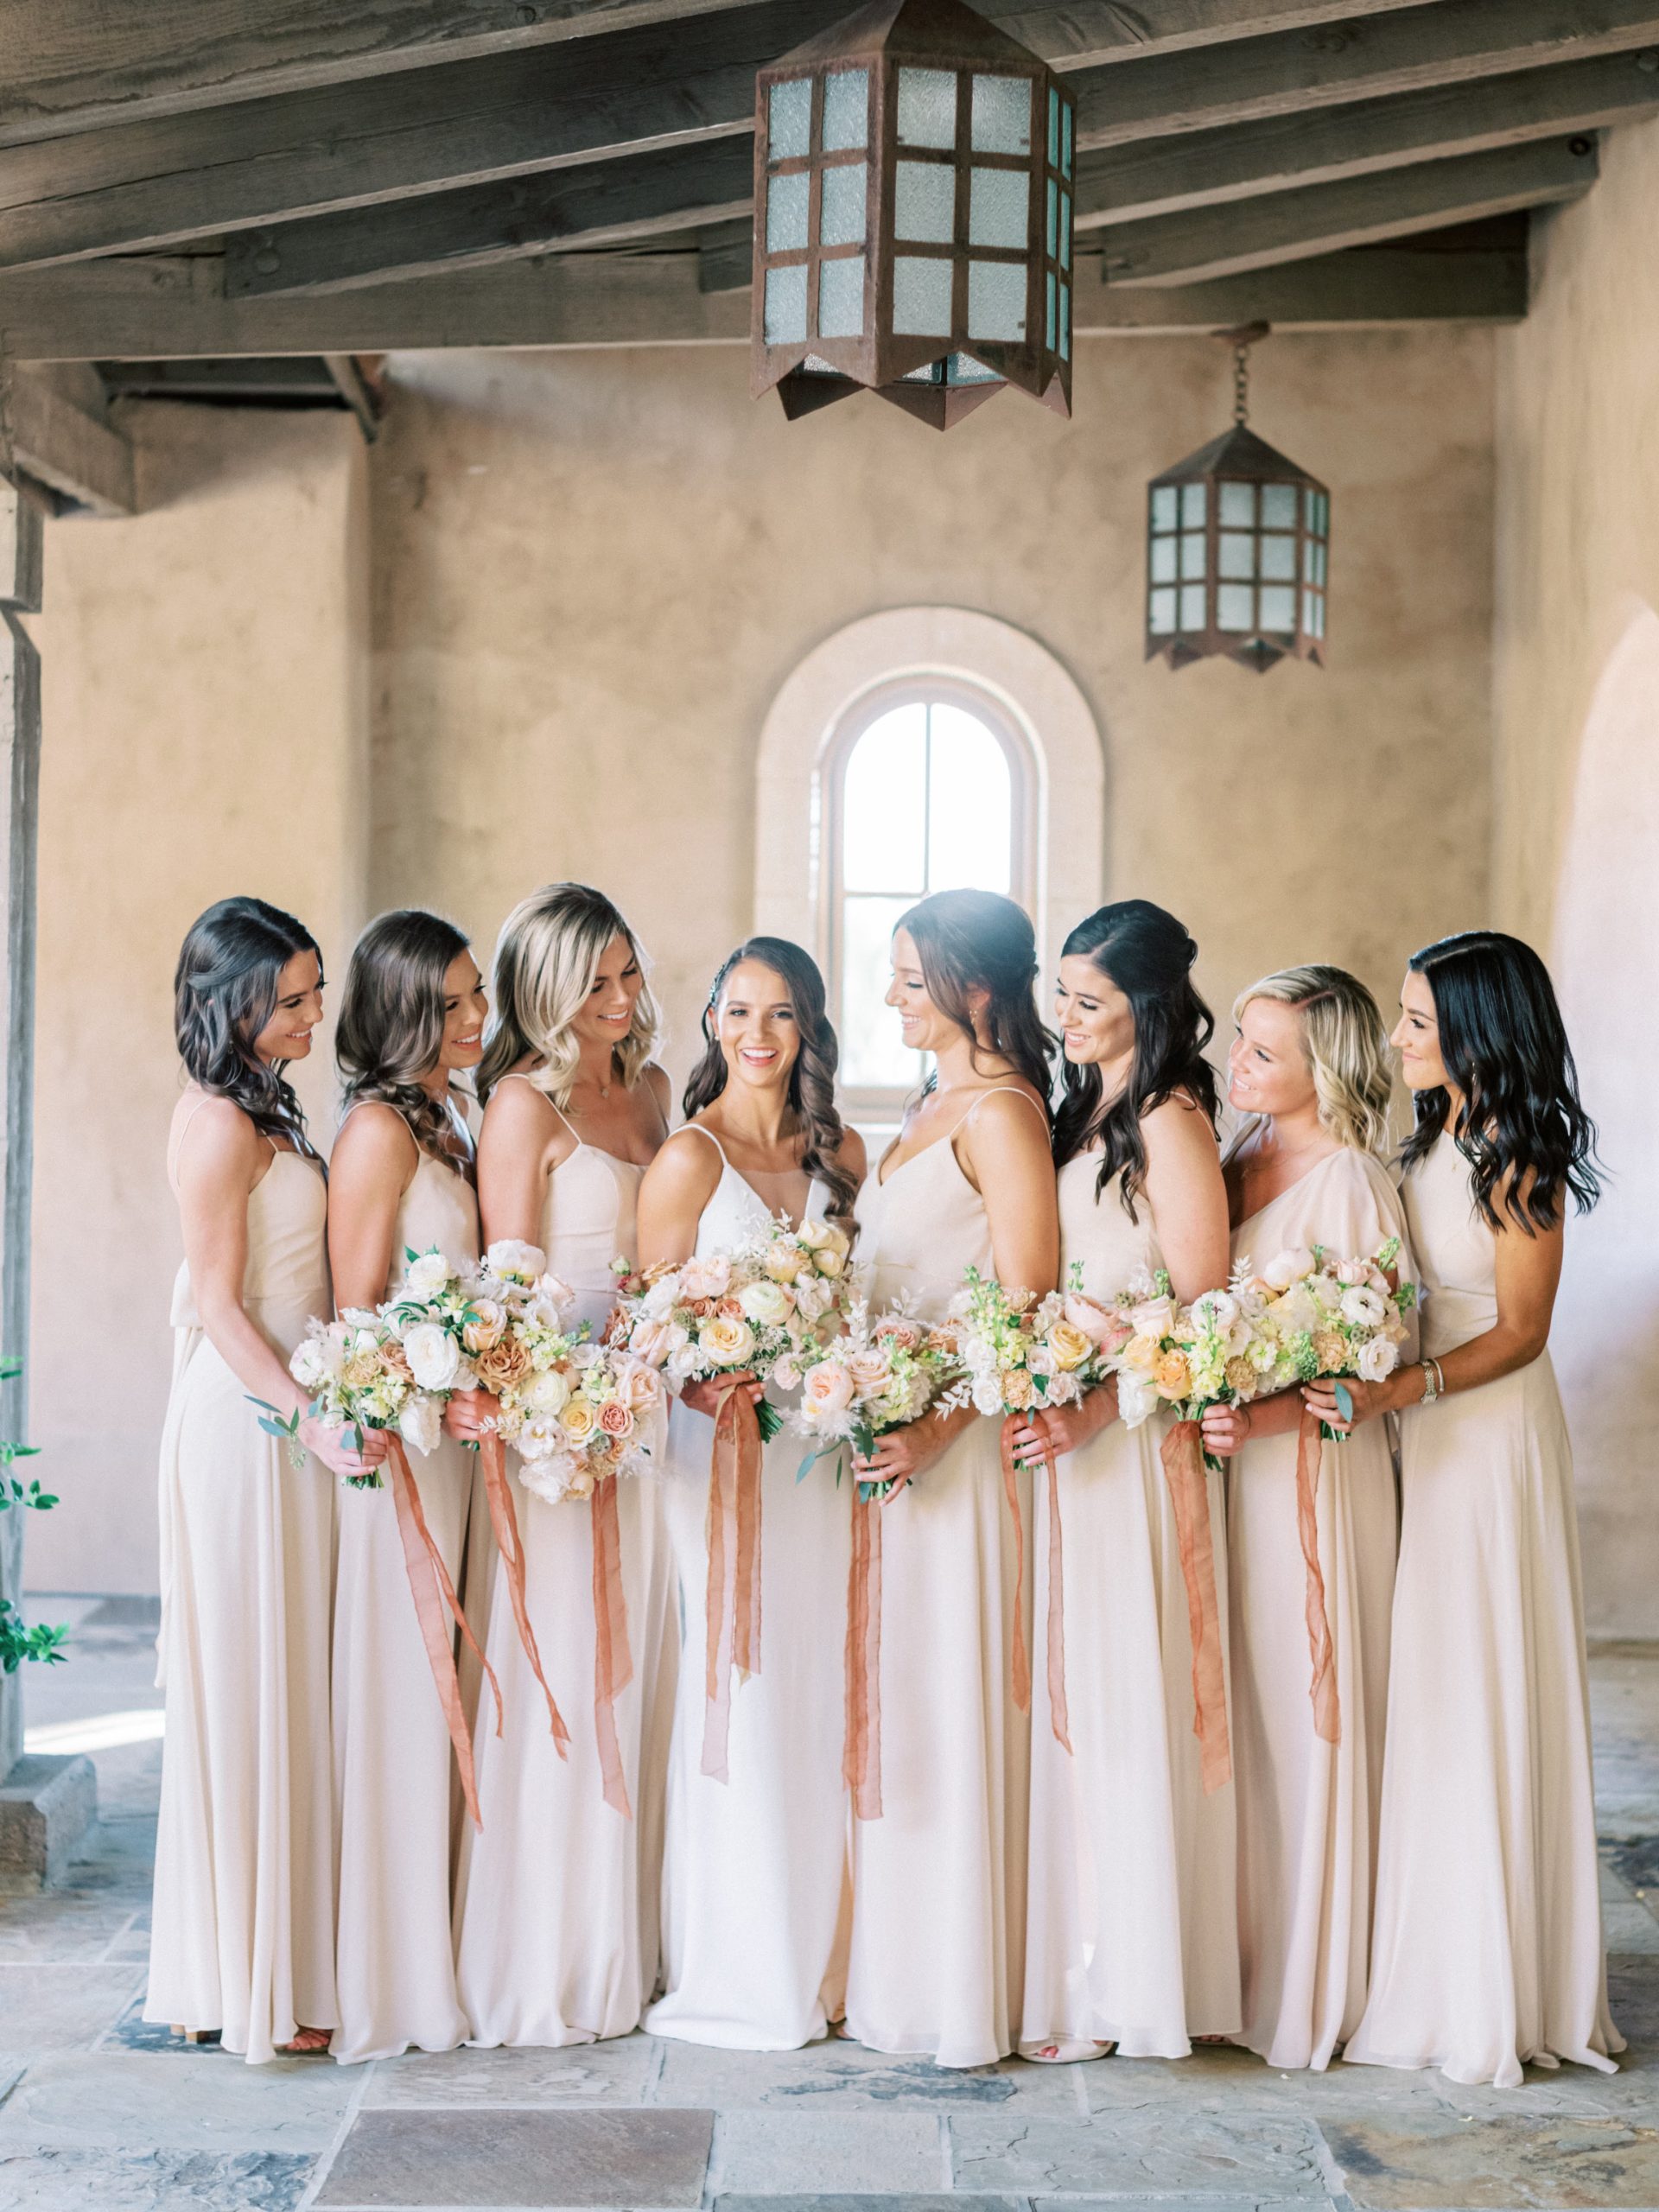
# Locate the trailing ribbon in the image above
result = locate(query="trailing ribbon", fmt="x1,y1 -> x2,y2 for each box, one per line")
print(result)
385,1433 -> 502,1831
1295,1408 -> 1340,1745
843,1484 -> 884,1821
591,1471 -> 636,1818
1160,1420 -> 1232,1794
480,1432 -> 570,1758
998,1417 -> 1033,1719
702,1381 -> 765,1783
1026,1412 -> 1071,1755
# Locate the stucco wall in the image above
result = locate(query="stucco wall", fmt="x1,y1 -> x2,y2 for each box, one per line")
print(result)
26,327 -> 1496,1596
1492,115 -> 1659,1637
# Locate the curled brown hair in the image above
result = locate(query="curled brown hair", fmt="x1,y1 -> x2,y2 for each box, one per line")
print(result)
336,908 -> 474,1164
900,888 -> 1054,1115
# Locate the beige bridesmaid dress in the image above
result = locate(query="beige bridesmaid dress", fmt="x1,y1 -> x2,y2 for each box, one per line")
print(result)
1345,1132 -> 1621,2088
331,1135 -> 480,2063
843,1091 -> 1039,2068
1023,1155 -> 1240,2059
454,1089 -> 677,2044
145,1106 -> 337,2063
1226,1147 -> 1411,2071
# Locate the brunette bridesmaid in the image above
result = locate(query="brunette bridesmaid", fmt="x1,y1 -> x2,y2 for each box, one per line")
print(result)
843,890 -> 1058,2069
1012,902 -> 1240,2062
1200,968 -> 1414,2073
1336,932 -> 1620,2088
642,939 -> 865,2051
147,899 -> 383,2063
327,911 -> 490,2063
454,884 -> 678,2045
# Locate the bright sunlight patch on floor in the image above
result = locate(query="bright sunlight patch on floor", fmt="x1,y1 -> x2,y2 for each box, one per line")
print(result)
23,1707 -> 164,1754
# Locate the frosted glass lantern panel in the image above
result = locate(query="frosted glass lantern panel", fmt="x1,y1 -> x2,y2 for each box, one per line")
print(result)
819,161 -> 868,246
1219,481 -> 1255,527
1179,531 -> 1205,582
1058,190 -> 1071,267
1304,537 -> 1328,587
1306,591 -> 1325,639
893,255 -> 953,336
842,706 -> 926,893
898,67 -> 957,148
764,263 -> 808,343
822,67 -> 869,151
1045,270 -> 1056,348
1305,488 -> 1329,535
1062,102 -> 1073,177
1148,587 -> 1178,635
1149,535 -> 1177,584
928,704 -> 1012,894
1058,280 -> 1070,359
1259,584 -> 1297,631
1179,583 -> 1207,630
769,78 -> 811,162
817,254 -> 865,339
895,161 -> 956,242
1217,583 -> 1255,632
969,167 -> 1028,250
971,73 -> 1031,155
1180,483 -> 1206,527
1046,178 -> 1057,257
766,169 -> 810,254
1218,531 -> 1255,581
1261,482 -> 1298,529
948,353 -> 999,384
841,895 -> 922,1090
968,258 -> 1027,340
1260,533 -> 1296,582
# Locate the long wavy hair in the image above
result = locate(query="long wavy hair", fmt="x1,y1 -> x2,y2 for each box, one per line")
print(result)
476,883 -> 661,1109
174,896 -> 321,1153
1232,964 -> 1395,1160
1052,900 -> 1218,1217
336,909 -> 474,1165
683,936 -> 859,1223
899,888 -> 1054,1113
1399,929 -> 1601,1231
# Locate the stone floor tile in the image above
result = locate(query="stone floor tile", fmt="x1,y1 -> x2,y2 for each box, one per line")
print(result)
654,2037 -> 1078,2113
1600,1833 -> 1659,1904
0,1892 -> 141,1963
0,2146 -> 314,2209
713,2110 -> 944,2195
1323,2110 -> 1659,2209
1031,2201 -> 1328,2212
715,2198 -> 1029,2212
0,1965 -> 144,2054
950,2111 -> 1330,2197
363,2039 -> 658,2107
314,2107 -> 713,2207
1604,1905 -> 1659,1955
0,2051 -> 354,2153
97,1999 -> 224,2055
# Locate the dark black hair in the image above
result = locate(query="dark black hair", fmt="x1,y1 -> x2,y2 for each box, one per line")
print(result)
336,908 -> 474,1165
683,936 -> 859,1223
899,888 -> 1054,1115
1400,929 -> 1601,1231
174,896 -> 321,1152
1052,899 -> 1218,1216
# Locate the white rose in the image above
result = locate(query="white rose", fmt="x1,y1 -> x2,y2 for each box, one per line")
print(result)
402,1249 -> 453,1300
697,1314 -> 757,1370
524,1366 -> 572,1416
485,1237 -> 546,1283
398,1393 -> 442,1457
1340,1284 -> 1388,1328
1116,1370 -> 1158,1428
516,1412 -> 566,1464
1357,1336 -> 1399,1383
1262,1247 -> 1317,1293
971,1379 -> 1004,1417
739,1278 -> 793,1329
1129,1294 -> 1178,1341
291,1337 -> 330,1392
402,1321 -> 461,1394
1309,1274 -> 1343,1312
772,1354 -> 801,1393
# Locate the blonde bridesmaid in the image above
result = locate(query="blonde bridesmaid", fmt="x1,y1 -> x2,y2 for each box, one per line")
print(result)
454,885 -> 677,2046
643,939 -> 865,2052
1333,931 -> 1620,2088
843,889 -> 1058,2069
1012,901 -> 1239,2062
147,899 -> 384,2063
327,911 -> 490,2063
1199,968 -> 1414,2073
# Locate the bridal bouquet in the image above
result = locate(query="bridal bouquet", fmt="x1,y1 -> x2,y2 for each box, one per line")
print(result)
283,1309 -> 431,1488
793,1292 -> 967,1503
1246,1236 -> 1416,1433
1107,1270 -> 1271,1461
950,1262 -> 1127,1422
613,1212 -> 852,1441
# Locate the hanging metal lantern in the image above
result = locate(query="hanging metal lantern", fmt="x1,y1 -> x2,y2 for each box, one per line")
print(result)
1146,327 -> 1329,672
752,0 -> 1074,429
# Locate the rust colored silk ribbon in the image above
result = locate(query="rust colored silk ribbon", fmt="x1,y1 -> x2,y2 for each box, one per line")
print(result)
998,1417 -> 1033,1719
480,1432 -> 570,1758
843,1484 -> 884,1821
701,1382 -> 764,1783
1295,1408 -> 1341,1745
1026,1412 -> 1071,1755
385,1433 -> 502,1831
1160,1420 -> 1232,1794
590,1471 -> 636,1818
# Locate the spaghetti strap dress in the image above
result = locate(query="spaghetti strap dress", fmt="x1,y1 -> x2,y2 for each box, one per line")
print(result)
145,1106 -> 337,2063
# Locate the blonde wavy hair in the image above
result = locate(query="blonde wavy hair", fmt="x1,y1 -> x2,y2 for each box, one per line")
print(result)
476,882 -> 662,1108
1233,963 -> 1394,1158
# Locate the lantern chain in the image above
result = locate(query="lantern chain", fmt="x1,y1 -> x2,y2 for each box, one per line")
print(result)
1232,340 -> 1250,427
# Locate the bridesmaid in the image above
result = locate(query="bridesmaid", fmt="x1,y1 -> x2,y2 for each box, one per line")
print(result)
147,898 -> 383,2063
1012,900 -> 1240,2063
1334,931 -> 1620,2088
327,910 -> 490,2063
843,888 -> 1058,2069
1199,967 -> 1414,2073
642,938 -> 865,2051
454,884 -> 677,2045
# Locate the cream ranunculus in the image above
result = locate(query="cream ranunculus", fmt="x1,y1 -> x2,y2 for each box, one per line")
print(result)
524,1365 -> 572,1416
698,1314 -> 757,1369
402,1320 -> 461,1394
739,1277 -> 793,1329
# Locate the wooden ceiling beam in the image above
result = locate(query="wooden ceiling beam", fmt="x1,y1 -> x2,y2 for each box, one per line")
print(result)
1100,133 -> 1597,284
4,0 -> 1657,273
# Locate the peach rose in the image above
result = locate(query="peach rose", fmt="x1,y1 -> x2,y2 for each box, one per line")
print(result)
461,1299 -> 507,1354
803,1360 -> 856,1421
474,1334 -> 533,1394
1119,1332 -> 1160,1374
598,1399 -> 635,1442
1046,1320 -> 1095,1373
1153,1348 -> 1192,1401
620,1363 -> 663,1417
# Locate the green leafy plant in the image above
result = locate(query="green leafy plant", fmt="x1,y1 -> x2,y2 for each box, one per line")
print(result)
0,1357 -> 67,1672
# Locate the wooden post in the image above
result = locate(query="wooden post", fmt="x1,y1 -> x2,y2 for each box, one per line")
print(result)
0,470 -> 41,1789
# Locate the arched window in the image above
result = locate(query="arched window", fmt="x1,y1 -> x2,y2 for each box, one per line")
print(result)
830,683 -> 1035,1104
